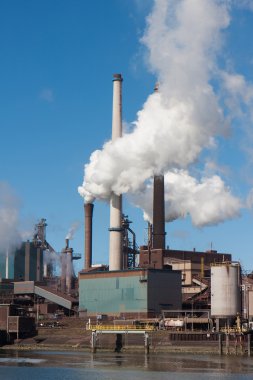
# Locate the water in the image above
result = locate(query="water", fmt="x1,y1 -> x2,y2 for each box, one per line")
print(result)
0,350 -> 253,379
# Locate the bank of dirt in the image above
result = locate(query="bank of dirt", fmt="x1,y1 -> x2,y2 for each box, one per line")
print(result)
0,317 -> 223,354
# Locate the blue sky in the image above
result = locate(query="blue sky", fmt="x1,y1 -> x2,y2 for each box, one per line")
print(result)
1,0 -> 253,274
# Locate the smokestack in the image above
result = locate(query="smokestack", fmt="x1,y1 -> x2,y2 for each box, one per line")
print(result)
61,251 -> 66,293
61,240 -> 73,294
109,74 -> 123,271
84,203 -> 94,269
66,247 -> 73,294
5,249 -> 9,279
152,175 -> 166,249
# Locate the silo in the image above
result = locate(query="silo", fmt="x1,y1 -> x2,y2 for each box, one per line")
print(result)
211,262 -> 241,318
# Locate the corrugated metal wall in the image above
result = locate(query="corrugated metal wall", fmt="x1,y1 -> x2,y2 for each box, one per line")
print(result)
79,269 -> 182,316
79,274 -> 147,314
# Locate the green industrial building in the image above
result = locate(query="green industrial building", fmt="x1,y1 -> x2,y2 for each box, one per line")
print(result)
79,268 -> 182,317
14,241 -> 43,282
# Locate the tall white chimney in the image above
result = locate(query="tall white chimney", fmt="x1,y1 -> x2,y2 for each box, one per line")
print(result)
109,74 -> 123,271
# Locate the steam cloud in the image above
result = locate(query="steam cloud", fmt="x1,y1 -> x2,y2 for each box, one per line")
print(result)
0,181 -> 22,254
65,222 -> 80,240
78,0 -> 250,226
130,170 -> 242,227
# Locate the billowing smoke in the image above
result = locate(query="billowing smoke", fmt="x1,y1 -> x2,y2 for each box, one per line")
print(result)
43,249 -> 60,277
130,170 -> 242,227
0,181 -> 22,254
65,222 -> 80,240
78,0 -> 248,226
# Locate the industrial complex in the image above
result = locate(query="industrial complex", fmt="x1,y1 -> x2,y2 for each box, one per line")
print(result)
0,74 -> 253,351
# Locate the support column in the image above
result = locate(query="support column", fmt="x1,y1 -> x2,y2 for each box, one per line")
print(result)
225,334 -> 230,355
144,332 -> 150,355
91,331 -> 97,353
218,333 -> 223,355
248,334 -> 251,357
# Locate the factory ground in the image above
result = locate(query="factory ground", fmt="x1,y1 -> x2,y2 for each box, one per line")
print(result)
0,317 -> 251,356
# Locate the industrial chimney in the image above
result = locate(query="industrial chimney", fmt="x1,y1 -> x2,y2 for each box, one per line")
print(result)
84,203 -> 94,270
152,82 -> 166,249
109,74 -> 123,271
61,238 -> 73,294
152,175 -> 166,249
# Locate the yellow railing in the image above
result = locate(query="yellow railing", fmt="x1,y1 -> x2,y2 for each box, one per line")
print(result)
86,324 -> 155,331
220,327 -> 241,334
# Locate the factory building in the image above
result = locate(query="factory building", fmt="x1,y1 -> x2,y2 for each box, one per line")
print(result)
79,268 -> 181,318
140,247 -> 231,283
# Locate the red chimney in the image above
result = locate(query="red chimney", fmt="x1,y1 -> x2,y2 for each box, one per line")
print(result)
84,203 -> 94,270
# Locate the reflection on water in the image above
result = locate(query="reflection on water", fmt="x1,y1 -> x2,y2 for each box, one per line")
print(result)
0,357 -> 46,364
0,349 -> 253,379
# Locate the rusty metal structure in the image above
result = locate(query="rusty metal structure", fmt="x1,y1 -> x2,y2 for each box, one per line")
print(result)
122,214 -> 138,269
152,175 -> 166,250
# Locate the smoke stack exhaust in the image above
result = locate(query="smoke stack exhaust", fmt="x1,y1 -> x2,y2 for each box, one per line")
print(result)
109,74 -> 123,271
84,203 -> 94,269
152,175 -> 166,249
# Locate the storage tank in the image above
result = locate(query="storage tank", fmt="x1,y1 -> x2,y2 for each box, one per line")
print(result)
211,262 -> 241,318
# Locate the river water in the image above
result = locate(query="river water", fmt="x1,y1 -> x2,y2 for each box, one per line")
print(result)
0,350 -> 253,380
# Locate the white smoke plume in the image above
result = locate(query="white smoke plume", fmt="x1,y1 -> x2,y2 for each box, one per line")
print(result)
65,221 -> 80,240
78,0 -> 249,226
0,181 -> 22,254
130,170 -> 242,227
43,249 -> 60,266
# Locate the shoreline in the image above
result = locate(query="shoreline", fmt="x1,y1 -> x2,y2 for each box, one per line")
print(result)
0,327 -> 250,356
0,342 -> 223,355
